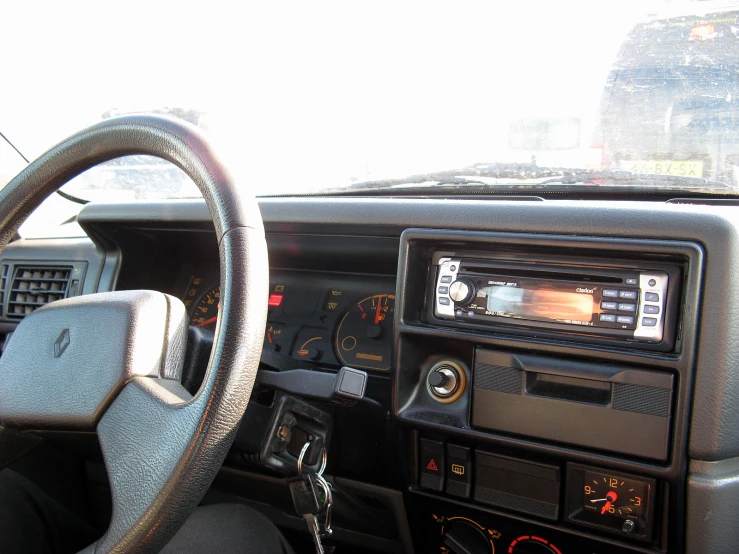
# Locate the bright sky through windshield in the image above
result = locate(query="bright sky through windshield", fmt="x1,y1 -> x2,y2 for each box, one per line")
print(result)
0,1 -> 694,193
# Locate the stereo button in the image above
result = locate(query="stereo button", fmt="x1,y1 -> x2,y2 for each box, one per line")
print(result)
603,289 -> 619,298
626,278 -> 638,285
617,315 -> 635,324
599,314 -> 617,322
643,305 -> 660,314
601,301 -> 618,310
642,317 -> 658,327
439,297 -> 450,306
645,292 -> 660,302
618,303 -> 636,312
438,286 -> 449,294
619,290 -> 638,300
440,276 -> 452,284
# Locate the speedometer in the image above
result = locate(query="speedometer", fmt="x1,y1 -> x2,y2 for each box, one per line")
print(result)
335,294 -> 394,371
190,286 -> 220,330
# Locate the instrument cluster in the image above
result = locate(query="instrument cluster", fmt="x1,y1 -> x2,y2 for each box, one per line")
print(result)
184,270 -> 395,371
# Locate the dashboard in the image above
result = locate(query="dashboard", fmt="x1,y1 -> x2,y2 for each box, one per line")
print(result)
183,270 -> 395,371
4,195 -> 739,554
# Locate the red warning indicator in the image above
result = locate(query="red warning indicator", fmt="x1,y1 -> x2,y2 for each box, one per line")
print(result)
426,459 -> 439,472
268,294 -> 283,307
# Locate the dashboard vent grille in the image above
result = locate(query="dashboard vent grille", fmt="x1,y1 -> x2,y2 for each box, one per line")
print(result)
0,264 -> 9,317
8,266 -> 72,317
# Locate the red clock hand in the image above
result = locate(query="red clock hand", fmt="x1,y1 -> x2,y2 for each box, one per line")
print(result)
601,490 -> 618,515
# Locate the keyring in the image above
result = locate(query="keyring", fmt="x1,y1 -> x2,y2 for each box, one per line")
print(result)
297,441 -> 328,476
317,446 -> 327,476
297,441 -> 310,476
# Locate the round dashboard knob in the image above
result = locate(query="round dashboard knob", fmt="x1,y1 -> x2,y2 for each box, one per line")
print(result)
426,360 -> 467,404
427,370 -> 449,388
442,518 -> 492,554
449,279 -> 475,305
427,365 -> 459,398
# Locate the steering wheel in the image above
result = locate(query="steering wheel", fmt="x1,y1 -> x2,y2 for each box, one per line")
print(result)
0,115 -> 269,553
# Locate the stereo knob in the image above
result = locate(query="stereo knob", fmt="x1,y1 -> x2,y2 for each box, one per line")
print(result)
449,279 -> 475,305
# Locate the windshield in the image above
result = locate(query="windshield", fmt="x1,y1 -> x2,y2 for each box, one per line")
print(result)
3,1 -> 739,200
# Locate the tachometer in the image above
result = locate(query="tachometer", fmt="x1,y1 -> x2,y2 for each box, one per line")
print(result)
190,286 -> 220,330
335,294 -> 394,370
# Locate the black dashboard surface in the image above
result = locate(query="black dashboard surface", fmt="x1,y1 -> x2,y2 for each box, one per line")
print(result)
6,195 -> 739,553
78,196 -> 738,460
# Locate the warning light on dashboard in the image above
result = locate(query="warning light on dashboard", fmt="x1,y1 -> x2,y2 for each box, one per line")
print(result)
451,464 -> 465,476
268,294 -> 284,307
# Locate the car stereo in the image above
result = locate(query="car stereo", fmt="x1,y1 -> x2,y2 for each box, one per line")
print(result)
432,256 -> 678,349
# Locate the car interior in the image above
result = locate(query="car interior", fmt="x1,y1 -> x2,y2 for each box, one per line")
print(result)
3,4 -> 739,554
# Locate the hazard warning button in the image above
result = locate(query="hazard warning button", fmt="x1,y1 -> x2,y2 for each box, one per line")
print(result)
419,438 -> 444,491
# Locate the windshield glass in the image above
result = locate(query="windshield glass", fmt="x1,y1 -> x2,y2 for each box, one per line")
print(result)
3,1 -> 739,199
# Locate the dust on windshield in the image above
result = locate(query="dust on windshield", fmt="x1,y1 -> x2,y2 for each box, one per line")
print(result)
2,1 -> 739,202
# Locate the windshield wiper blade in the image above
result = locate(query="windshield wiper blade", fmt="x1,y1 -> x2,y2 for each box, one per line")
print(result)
344,164 -> 731,191
345,162 -> 559,190
535,169 -> 727,188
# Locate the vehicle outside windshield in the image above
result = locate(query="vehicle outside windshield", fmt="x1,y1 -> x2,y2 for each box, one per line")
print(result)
2,0 -> 739,205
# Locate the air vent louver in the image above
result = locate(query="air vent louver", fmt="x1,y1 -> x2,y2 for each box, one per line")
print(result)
8,266 -> 72,317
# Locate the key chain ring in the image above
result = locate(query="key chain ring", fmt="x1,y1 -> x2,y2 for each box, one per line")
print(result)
298,441 -> 328,477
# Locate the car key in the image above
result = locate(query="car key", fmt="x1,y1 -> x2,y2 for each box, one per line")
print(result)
289,473 -> 325,553
288,474 -> 321,516
304,513 -> 325,554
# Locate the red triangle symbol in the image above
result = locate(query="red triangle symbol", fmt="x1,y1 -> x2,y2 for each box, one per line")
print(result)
426,459 -> 439,471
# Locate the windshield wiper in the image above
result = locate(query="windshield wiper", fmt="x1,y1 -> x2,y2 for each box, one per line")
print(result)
345,162 -> 559,190
536,169 -> 728,189
344,163 -> 730,191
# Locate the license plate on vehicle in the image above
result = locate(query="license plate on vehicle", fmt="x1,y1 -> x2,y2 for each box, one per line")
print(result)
620,160 -> 704,177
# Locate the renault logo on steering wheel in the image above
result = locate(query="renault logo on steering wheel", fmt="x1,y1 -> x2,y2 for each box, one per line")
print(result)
54,329 -> 70,358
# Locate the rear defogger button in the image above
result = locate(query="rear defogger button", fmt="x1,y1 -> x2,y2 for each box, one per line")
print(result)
446,444 -> 472,498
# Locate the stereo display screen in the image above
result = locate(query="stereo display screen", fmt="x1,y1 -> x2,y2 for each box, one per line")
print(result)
481,281 -> 597,325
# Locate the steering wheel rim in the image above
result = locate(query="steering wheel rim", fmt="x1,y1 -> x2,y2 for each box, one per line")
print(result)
0,115 -> 269,554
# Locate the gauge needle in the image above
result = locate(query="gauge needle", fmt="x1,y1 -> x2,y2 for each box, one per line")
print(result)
197,316 -> 218,328
374,299 -> 382,325
590,498 -> 609,503
601,491 -> 618,515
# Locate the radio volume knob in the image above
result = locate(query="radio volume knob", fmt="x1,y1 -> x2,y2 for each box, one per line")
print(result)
449,279 -> 475,305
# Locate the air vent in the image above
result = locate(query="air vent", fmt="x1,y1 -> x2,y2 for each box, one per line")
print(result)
0,264 -> 9,317
8,266 -> 72,317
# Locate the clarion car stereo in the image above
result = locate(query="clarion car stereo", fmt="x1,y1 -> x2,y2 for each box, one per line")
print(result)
432,256 -> 680,349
